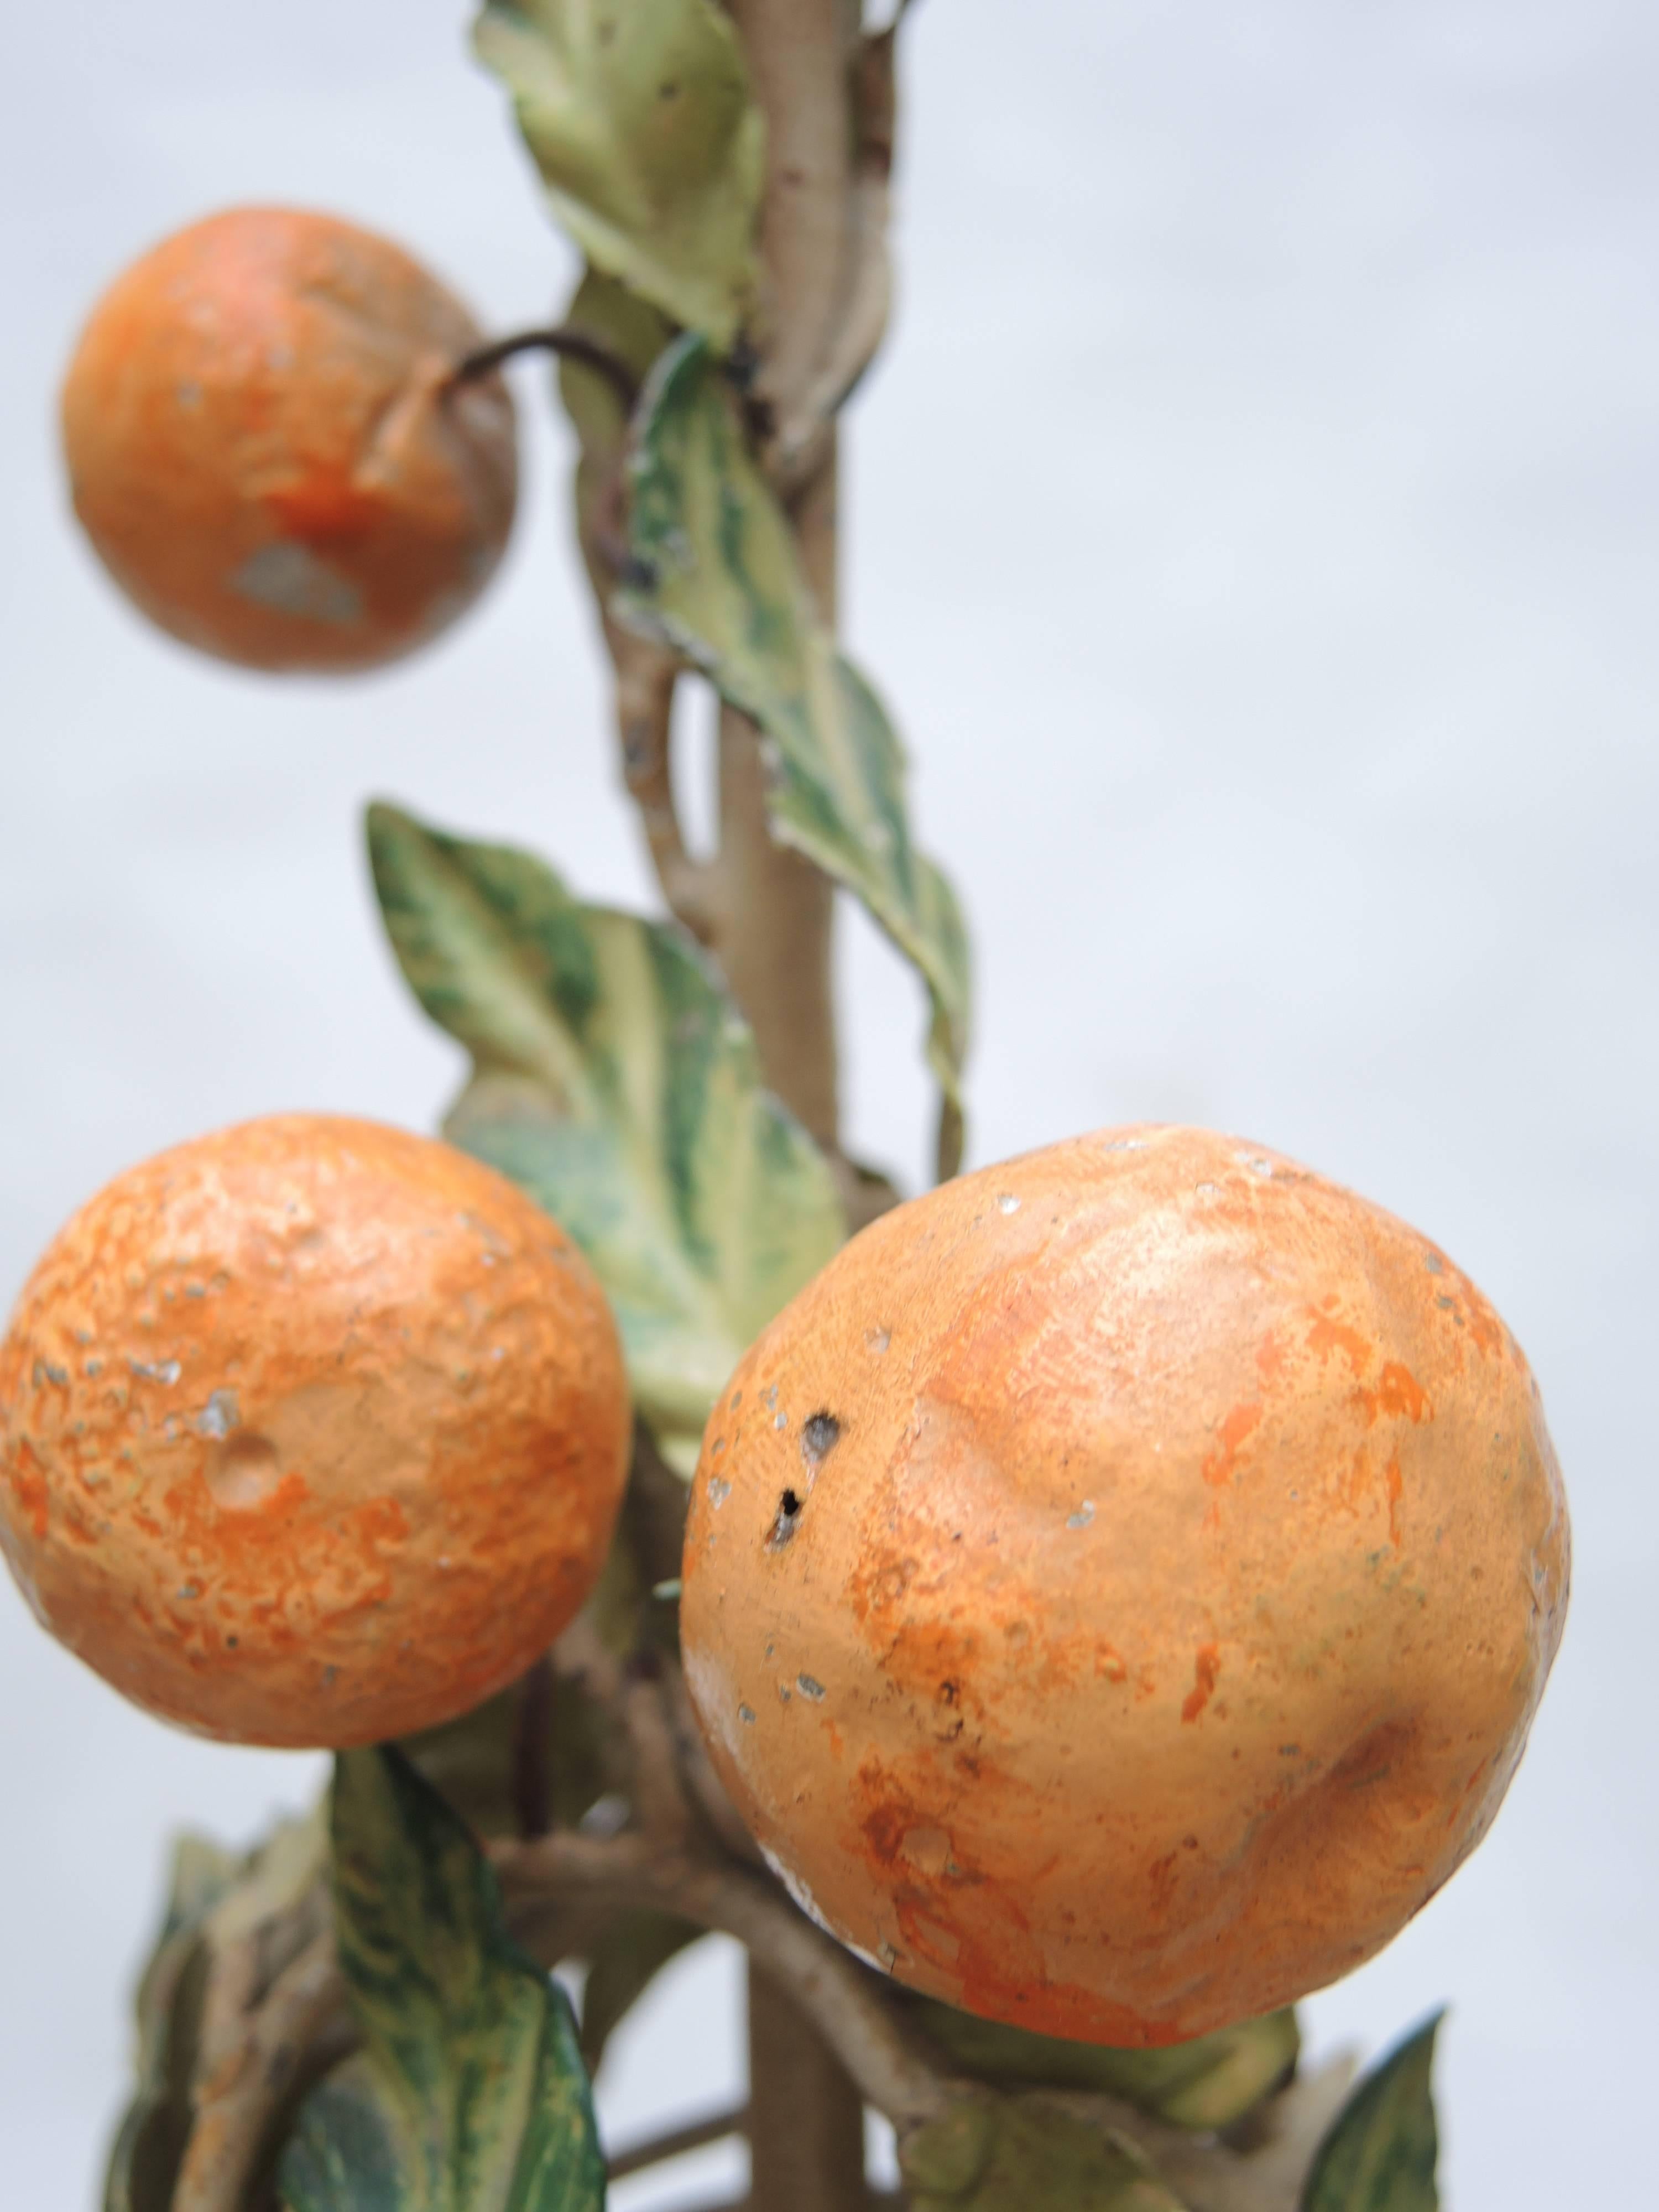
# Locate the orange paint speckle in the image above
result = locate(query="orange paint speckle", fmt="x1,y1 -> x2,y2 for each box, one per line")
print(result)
1305,1307 -> 1373,1375
1182,1643 -> 1221,1724
1202,1401 -> 1262,1489
1376,1361 -> 1431,1423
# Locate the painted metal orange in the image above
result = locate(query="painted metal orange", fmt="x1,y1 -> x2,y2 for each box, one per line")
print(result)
681,1125 -> 1570,2044
61,207 -> 517,672
0,1115 -> 629,1749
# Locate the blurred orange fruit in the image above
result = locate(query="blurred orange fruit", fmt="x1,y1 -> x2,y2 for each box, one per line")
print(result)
681,1125 -> 1570,2044
60,207 -> 517,672
0,1115 -> 629,1749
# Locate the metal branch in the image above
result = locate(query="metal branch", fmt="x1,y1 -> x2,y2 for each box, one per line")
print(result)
769,19 -> 906,492
493,1828 -> 953,2135
607,2101 -> 749,2181
172,1927 -> 347,2212
603,618 -> 722,945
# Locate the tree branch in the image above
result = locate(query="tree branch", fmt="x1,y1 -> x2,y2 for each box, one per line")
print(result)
493,1828 -> 952,2136
172,1928 -> 347,2212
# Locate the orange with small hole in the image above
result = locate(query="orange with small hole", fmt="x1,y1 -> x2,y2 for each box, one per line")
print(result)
0,1115 -> 629,1748
680,1125 -> 1569,2043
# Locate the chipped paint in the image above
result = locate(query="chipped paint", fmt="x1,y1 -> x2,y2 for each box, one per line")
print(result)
680,1121 -> 1571,2045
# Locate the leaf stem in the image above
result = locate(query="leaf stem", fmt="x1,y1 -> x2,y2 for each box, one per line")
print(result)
447,325 -> 641,413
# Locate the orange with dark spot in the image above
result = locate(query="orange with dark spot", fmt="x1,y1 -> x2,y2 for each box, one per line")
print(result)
0,1115 -> 629,1747
680,1125 -> 1569,2043
61,208 -> 517,672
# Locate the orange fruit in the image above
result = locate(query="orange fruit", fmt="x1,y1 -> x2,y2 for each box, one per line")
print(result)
60,207 -> 517,673
0,1115 -> 629,1749
681,1125 -> 1569,2044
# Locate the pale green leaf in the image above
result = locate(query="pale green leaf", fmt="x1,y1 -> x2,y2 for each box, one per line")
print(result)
619,335 -> 971,1175
367,802 -> 845,1473
279,1748 -> 604,2212
555,265 -> 676,606
473,0 -> 763,346
103,1837 -> 240,2212
901,2093 -> 1186,2212
1300,2013 -> 1442,2212
898,1996 -> 1300,2133
105,1818 -> 324,2212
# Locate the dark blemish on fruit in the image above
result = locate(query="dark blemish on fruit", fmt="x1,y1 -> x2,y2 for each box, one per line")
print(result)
801,1411 -> 841,1464
768,1489 -> 804,1548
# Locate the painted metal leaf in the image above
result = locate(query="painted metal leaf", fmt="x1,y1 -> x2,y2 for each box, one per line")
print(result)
105,1813 -> 327,2212
103,1835 -> 241,2212
279,1747 -> 605,2212
1300,2013 -> 1443,2212
899,1996 -> 1300,2133
367,802 -> 845,1473
619,335 -> 971,1176
901,2093 -> 1185,2212
473,0 -> 763,346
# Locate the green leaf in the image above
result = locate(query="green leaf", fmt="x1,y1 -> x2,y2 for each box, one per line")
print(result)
367,802 -> 846,1473
558,265 -> 676,458
105,1815 -> 327,2212
103,1837 -> 241,2212
901,2094 -> 1187,2212
900,1996 -> 1300,2133
473,0 -> 763,346
1300,2013 -> 1443,2212
619,335 -> 972,1175
279,1747 -> 605,2212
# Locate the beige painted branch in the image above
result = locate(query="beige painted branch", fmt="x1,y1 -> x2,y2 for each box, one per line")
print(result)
171,1927 -> 347,2212
494,1828 -> 953,2137
708,9 -> 871,2202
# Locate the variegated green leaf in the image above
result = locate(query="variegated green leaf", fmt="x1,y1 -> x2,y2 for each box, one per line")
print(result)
367,802 -> 845,1473
105,1814 -> 326,2212
103,1835 -> 241,2212
279,1748 -> 604,2212
1301,2013 -> 1442,2212
901,2094 -> 1185,2212
556,265 -> 676,588
473,0 -> 763,346
899,1996 -> 1299,2133
618,335 -> 971,1176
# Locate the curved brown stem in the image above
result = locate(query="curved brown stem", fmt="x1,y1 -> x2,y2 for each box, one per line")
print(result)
604,618 -> 721,945
446,325 -> 640,412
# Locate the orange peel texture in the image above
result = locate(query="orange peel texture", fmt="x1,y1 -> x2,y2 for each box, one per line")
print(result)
0,1115 -> 630,1749
680,1125 -> 1569,2044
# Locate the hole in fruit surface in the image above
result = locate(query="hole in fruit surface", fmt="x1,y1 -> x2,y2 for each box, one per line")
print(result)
768,1489 -> 804,1547
206,1432 -> 281,1510
801,1412 -> 841,1464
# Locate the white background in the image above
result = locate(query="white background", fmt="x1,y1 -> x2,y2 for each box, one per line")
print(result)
2,2 -> 1655,2204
